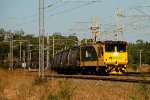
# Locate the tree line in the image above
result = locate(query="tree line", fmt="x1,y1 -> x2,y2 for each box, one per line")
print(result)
0,28 -> 86,65
0,28 -> 150,67
128,40 -> 150,65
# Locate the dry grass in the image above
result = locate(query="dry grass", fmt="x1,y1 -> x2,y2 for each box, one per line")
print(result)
0,68 -> 149,100
139,65 -> 150,72
127,65 -> 150,72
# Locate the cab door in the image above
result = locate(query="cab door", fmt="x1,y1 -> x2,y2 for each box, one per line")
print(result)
98,45 -> 105,66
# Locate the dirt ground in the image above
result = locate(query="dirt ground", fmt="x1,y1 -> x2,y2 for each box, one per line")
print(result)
0,68 -> 150,100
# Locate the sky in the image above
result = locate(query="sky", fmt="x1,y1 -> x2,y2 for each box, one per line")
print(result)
0,0 -> 150,43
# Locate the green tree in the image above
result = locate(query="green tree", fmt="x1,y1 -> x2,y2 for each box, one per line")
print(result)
0,28 -> 5,42
128,41 -> 150,65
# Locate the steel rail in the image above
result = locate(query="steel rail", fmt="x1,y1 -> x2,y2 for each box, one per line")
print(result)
27,69 -> 150,83
45,74 -> 150,84
126,72 -> 150,77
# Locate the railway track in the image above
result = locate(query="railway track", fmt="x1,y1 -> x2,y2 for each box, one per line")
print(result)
27,69 -> 150,84
125,72 -> 150,78
28,69 -> 150,77
44,74 -> 150,84
126,72 -> 150,77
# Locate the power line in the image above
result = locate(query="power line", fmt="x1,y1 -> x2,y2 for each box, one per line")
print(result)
45,1 -> 68,14
5,1 -> 98,28
134,7 -> 150,18
9,0 -> 63,19
45,1 -> 96,18
8,18 -> 38,29
0,0 -> 19,12
2,0 -> 96,20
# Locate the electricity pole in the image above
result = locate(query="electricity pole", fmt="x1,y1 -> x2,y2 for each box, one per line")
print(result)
46,33 -> 50,69
39,0 -> 54,77
116,8 -> 126,41
39,0 -> 45,79
27,41 -> 30,69
19,41 -> 22,61
22,50 -> 26,69
71,17 -> 100,44
53,36 -> 55,58
23,50 -> 25,63
9,33 -> 13,70
90,17 -> 100,43
13,40 -> 29,67
116,8 -> 120,41
140,50 -> 142,67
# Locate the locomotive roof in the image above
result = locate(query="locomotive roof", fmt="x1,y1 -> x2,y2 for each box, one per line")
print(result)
96,40 -> 127,45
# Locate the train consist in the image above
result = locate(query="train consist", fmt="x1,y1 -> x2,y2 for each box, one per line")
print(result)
51,41 -> 128,75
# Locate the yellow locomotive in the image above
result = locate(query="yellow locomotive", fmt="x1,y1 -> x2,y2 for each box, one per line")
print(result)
52,40 -> 128,75
80,41 -> 128,75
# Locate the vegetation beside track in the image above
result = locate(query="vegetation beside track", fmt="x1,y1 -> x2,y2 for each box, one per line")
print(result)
0,68 -> 150,100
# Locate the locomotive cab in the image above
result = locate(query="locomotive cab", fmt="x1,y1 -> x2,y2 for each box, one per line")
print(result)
103,41 -> 128,74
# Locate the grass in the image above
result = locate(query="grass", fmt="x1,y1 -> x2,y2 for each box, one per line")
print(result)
34,76 -> 48,85
0,68 -> 149,100
127,64 -> 150,72
129,82 -> 150,100
48,79 -> 73,100
130,73 -> 150,100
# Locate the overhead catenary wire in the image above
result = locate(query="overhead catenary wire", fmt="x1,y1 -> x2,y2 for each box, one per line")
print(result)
8,0 -> 63,19
5,1 -> 98,29
45,1 -> 97,18
1,0 -> 150,42
1,0 -> 99,20
45,1 -> 69,14
2,1 -> 129,33
0,0 -> 63,20
3,2 -> 68,29
0,0 -> 19,12
67,5 -> 150,41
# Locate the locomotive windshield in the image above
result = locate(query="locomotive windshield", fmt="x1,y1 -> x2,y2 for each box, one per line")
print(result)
117,45 -> 126,52
105,45 -> 115,52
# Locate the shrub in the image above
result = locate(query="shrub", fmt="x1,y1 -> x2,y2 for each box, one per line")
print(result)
132,64 -> 139,71
34,76 -> 47,85
48,79 -> 74,100
0,84 -> 4,93
48,93 -> 59,100
129,75 -> 150,100
0,63 -> 4,68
